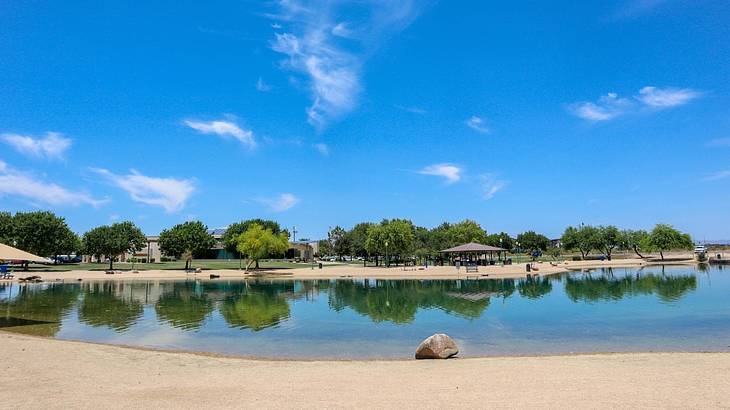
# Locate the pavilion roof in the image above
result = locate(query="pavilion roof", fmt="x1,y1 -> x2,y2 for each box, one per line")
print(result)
440,242 -> 506,253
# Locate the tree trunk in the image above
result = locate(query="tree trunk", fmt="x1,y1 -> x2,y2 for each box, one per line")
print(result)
580,250 -> 587,260
184,259 -> 189,271
660,251 -> 664,260
255,259 -> 260,269
109,257 -> 114,271
633,246 -> 644,259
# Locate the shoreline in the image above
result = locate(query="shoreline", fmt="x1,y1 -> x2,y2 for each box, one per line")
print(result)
2,330 -> 727,362
2,332 -> 728,408
0,258 -> 699,283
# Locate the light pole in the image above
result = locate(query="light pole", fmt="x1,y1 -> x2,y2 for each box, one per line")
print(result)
499,238 -> 503,262
385,240 -> 389,268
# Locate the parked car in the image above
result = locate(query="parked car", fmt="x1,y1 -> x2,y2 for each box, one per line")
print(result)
694,245 -> 708,254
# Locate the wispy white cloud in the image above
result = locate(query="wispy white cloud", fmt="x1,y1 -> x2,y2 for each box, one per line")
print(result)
479,174 -> 507,200
314,143 -> 329,156
92,168 -> 195,213
636,86 -> 701,107
707,138 -> 730,147
0,161 -> 105,207
613,0 -> 668,19
568,86 -> 701,121
702,170 -> 730,182
331,22 -> 355,38
259,193 -> 300,212
418,163 -> 462,184
1,132 -> 72,159
256,77 -> 272,92
268,0 -> 427,128
465,116 -> 490,133
568,93 -> 632,121
394,105 -> 427,114
184,119 -> 256,148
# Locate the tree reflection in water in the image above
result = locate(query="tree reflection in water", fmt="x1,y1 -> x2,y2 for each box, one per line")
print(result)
219,281 -> 294,331
329,279 -> 516,323
0,283 -> 80,336
517,276 -> 553,299
564,269 -> 697,303
155,281 -> 213,331
78,282 -> 144,331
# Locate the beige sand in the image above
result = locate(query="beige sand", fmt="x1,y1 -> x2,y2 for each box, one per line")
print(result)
1,333 -> 728,409
3,257 -> 696,283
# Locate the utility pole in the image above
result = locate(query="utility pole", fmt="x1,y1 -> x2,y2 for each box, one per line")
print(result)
292,226 -> 298,242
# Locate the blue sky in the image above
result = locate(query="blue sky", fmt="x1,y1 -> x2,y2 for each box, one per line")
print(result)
1,0 -> 729,240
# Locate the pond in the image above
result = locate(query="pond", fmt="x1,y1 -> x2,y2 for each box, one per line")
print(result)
1,265 -> 729,359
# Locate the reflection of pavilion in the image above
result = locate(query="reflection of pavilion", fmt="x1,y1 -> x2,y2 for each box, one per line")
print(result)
444,291 -> 502,301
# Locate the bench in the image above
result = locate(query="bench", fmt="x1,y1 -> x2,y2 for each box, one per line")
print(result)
465,264 -> 478,273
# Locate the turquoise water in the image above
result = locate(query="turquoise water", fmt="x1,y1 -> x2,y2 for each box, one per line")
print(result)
1,265 -> 729,358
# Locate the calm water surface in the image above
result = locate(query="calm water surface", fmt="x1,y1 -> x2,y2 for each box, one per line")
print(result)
1,265 -> 729,358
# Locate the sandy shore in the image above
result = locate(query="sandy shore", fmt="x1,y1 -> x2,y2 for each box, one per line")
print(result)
2,258 -> 697,282
1,333 -> 728,409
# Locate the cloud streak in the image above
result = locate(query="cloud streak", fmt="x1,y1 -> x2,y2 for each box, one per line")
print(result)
418,163 -> 462,184
259,193 -> 300,212
465,116 -> 490,133
568,86 -> 701,121
92,168 -> 195,213
268,0 -> 427,127
1,132 -> 72,159
184,119 -> 256,148
314,143 -> 329,156
0,161 -> 105,207
702,170 -> 730,182
479,174 -> 507,200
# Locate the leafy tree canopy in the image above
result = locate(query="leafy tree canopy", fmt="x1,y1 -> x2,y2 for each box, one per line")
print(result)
646,224 -> 693,260
159,221 -> 215,269
221,219 -> 282,254
561,225 -> 598,259
516,231 -> 550,253
0,211 -> 13,245
236,223 -> 289,270
13,211 -> 79,258
82,221 -> 146,269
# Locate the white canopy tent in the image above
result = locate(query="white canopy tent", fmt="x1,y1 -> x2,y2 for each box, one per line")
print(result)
0,243 -> 51,263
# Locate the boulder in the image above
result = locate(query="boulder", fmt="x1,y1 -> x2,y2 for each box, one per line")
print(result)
415,333 -> 459,359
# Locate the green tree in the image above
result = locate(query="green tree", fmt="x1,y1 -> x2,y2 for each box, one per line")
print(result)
236,223 -> 289,270
646,224 -> 694,260
486,232 -> 514,250
447,219 -> 488,245
594,225 -> 621,261
221,219 -> 282,255
13,211 -> 78,268
561,225 -> 598,259
82,221 -> 146,270
317,239 -> 332,257
516,231 -> 550,258
516,231 -> 550,252
346,222 -> 373,258
329,226 -> 350,260
365,219 -> 415,267
159,221 -> 215,270
620,229 -> 649,258
52,229 -> 82,262
0,211 -> 13,244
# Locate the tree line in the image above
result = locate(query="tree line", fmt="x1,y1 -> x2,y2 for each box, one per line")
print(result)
1,210 -> 696,270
